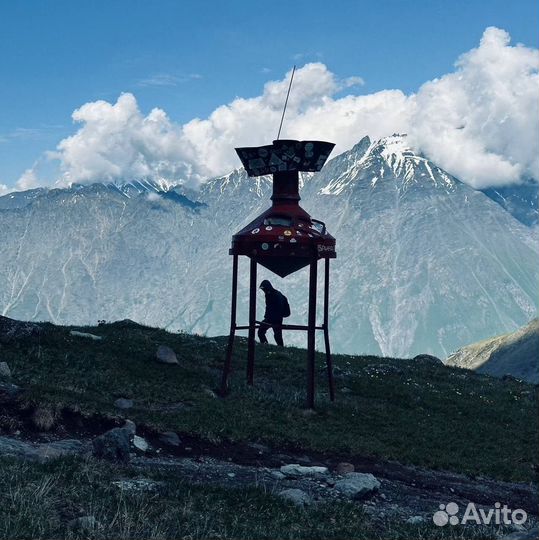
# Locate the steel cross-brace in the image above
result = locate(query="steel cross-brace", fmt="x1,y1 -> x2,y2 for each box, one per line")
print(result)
220,255 -> 335,408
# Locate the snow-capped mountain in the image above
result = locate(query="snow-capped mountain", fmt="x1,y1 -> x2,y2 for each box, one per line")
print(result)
0,135 -> 537,358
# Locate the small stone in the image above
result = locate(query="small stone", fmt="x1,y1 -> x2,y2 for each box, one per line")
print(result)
280,464 -> 329,477
335,462 -> 355,475
114,398 -> 134,409
271,471 -> 286,480
278,488 -> 312,506
227,473 -> 236,478
158,431 -> 181,446
0,362 -> 11,378
123,420 -> 136,435
68,516 -> 100,531
406,516 -> 425,525
156,345 -> 178,364
334,472 -> 381,500
70,330 -> 103,341
133,435 -> 149,452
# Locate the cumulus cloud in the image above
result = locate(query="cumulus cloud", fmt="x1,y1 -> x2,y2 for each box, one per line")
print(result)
409,27 -> 539,187
16,168 -> 41,190
23,26 -> 539,190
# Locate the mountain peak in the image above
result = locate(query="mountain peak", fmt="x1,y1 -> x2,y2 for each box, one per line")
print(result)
318,134 -> 457,196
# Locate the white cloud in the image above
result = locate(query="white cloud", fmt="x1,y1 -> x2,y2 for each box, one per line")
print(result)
21,27 -> 539,191
408,27 -> 539,187
0,183 -> 12,196
16,168 -> 40,190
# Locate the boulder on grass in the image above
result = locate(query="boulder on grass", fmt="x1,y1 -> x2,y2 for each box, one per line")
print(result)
156,345 -> 178,364
92,425 -> 132,463
334,472 -> 381,500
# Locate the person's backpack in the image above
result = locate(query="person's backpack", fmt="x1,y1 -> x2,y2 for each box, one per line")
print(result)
280,292 -> 291,318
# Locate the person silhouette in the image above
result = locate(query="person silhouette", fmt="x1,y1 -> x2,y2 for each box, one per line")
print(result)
258,279 -> 288,346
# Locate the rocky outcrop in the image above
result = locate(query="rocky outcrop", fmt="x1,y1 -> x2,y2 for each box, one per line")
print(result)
0,436 -> 88,462
445,319 -> 539,383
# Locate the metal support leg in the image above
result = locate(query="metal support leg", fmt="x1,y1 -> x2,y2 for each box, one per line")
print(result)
247,257 -> 257,385
220,255 -> 238,396
323,258 -> 335,401
307,259 -> 317,408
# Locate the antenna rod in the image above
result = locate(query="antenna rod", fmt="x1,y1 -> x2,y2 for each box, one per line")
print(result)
276,65 -> 296,140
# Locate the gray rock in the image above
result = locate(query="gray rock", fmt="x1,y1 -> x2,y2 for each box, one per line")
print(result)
278,488 -> 312,506
280,464 -> 329,477
335,462 -> 355,475
0,362 -> 11,378
158,431 -> 181,446
406,516 -> 425,525
35,439 -> 88,463
0,436 -> 87,462
0,436 -> 40,460
271,471 -> 286,480
68,516 -> 101,532
133,435 -> 149,452
156,345 -> 178,364
92,426 -> 132,463
334,472 -> 381,500
70,330 -> 103,340
114,398 -> 134,409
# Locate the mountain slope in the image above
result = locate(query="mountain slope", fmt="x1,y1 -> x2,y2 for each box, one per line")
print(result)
0,135 -> 537,358
445,318 -> 539,383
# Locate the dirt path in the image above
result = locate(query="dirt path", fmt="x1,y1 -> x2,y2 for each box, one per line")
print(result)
0,396 -> 537,525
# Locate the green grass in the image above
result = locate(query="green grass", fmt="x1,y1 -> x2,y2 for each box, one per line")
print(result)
1,320 -> 538,483
0,456 -> 506,540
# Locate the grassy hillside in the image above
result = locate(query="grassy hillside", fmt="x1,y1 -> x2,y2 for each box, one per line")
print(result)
1,320 -> 537,483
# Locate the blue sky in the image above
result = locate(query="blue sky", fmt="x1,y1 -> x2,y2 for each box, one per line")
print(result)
0,0 -> 537,188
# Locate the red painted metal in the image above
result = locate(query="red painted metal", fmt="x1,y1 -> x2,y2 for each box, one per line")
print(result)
231,140 -> 336,277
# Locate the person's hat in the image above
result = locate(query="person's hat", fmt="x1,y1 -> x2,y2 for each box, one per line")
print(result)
260,279 -> 272,291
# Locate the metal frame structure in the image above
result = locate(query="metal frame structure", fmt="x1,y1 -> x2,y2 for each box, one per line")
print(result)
220,139 -> 337,409
220,255 -> 335,409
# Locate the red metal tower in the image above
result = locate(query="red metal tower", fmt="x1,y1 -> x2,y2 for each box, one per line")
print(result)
220,139 -> 337,408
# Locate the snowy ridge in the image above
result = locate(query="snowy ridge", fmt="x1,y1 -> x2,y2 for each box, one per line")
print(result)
0,135 -> 537,358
